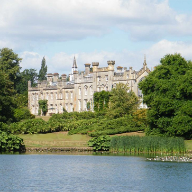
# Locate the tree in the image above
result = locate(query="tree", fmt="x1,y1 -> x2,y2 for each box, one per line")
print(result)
38,57 -> 47,81
0,71 -> 16,123
107,83 -> 139,118
16,68 -> 38,94
139,53 -> 192,139
0,48 -> 22,90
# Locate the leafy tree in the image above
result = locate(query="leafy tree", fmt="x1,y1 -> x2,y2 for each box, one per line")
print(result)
107,83 -> 139,118
38,57 -> 47,81
139,53 -> 192,139
0,48 -> 22,90
16,69 -> 38,94
0,71 -> 16,123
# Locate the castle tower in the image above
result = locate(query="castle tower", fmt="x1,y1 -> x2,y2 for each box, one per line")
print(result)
70,56 -> 78,81
143,54 -> 147,70
72,56 -> 78,74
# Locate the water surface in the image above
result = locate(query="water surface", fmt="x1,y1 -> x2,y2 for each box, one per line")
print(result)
0,154 -> 191,192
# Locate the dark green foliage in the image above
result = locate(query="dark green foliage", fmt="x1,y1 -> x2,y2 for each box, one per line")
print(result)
0,131 -> 25,152
16,69 -> 38,94
88,135 -> 111,151
139,54 -> 192,139
68,115 -> 145,136
14,107 -> 35,122
0,71 -> 16,123
93,91 -> 110,112
38,57 -> 47,81
110,136 -> 186,153
38,100 -> 48,116
7,119 -> 49,134
0,48 -> 22,90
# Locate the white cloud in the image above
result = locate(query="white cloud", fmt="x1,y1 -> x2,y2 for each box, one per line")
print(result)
0,0 -> 191,51
145,39 -> 192,67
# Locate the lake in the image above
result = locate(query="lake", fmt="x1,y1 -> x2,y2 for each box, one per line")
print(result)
0,154 -> 191,192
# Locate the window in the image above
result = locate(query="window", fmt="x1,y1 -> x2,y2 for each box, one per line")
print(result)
46,93 -> 48,100
79,87 -> 81,95
55,93 -> 57,100
85,86 -> 88,96
90,86 -> 93,95
79,100 -> 81,111
66,92 -> 68,99
105,75 -> 108,81
70,103 -> 73,112
71,92 -> 73,99
60,92 -> 63,99
41,93 -> 43,100
65,103 -> 68,111
97,76 -> 101,81
84,100 -> 87,111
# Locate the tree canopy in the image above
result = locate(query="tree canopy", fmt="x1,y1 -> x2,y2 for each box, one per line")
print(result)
0,71 -> 15,123
0,48 -> 22,90
139,53 -> 192,139
16,68 -> 38,94
107,83 -> 139,118
38,57 -> 47,81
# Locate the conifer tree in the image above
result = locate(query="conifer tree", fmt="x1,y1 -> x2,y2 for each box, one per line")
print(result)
38,57 -> 47,81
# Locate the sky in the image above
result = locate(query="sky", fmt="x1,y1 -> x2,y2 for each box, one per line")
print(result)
0,0 -> 192,74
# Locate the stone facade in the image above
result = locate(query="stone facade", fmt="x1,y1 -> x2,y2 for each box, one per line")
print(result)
28,57 -> 150,116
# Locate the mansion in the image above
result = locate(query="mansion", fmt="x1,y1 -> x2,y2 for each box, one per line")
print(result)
28,57 -> 150,115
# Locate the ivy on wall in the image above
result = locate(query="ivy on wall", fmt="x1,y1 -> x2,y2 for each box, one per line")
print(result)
38,100 -> 48,116
93,91 -> 110,112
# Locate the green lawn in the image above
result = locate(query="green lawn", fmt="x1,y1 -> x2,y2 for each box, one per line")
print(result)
19,132 -> 192,152
19,132 -> 91,148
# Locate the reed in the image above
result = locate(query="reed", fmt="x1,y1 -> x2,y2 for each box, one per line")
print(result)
110,136 -> 186,153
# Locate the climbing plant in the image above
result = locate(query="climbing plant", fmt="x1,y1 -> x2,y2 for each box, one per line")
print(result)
93,91 -> 110,112
38,100 -> 48,116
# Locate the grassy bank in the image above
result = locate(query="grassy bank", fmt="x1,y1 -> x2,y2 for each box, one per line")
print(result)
19,131 -> 192,153
19,132 -> 91,148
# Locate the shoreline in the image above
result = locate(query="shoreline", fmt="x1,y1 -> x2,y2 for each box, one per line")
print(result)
24,147 -> 192,155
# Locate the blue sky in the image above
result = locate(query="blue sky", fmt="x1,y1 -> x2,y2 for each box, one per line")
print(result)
0,0 -> 192,74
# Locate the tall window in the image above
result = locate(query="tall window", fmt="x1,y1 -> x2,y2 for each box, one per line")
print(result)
90,86 -> 93,95
71,92 -> 73,99
51,93 -> 53,100
79,87 -> 81,96
46,93 -> 48,100
85,86 -> 88,95
79,100 -> 81,111
84,100 -> 87,111
60,92 -> 63,99
66,92 -> 68,99
105,75 -> 108,81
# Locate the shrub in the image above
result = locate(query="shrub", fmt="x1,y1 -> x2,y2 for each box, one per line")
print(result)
88,135 -> 111,151
0,131 -> 25,152
14,107 -> 35,122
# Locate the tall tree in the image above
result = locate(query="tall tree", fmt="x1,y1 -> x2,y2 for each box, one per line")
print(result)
139,53 -> 192,139
16,68 -> 38,94
38,57 -> 47,81
0,48 -> 22,89
107,83 -> 139,118
0,71 -> 16,123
